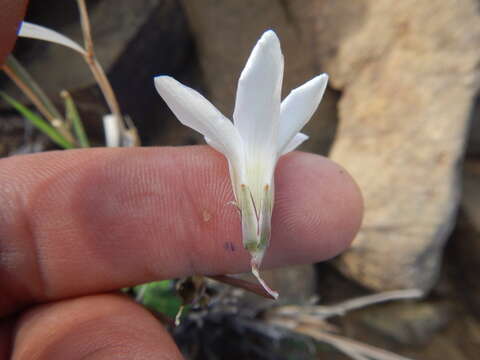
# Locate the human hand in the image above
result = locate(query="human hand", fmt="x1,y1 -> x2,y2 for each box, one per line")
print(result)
0,147 -> 362,359
0,3 -> 361,357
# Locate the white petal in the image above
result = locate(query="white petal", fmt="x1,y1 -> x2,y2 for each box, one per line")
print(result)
154,76 -> 244,167
18,22 -> 86,55
102,114 -> 121,147
233,30 -> 283,157
280,133 -> 309,155
277,74 -> 328,155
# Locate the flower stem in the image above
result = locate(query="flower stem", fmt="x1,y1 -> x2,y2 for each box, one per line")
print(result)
76,0 -> 128,137
251,260 -> 279,300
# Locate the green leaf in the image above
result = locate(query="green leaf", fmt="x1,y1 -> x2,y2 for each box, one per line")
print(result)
134,280 -> 183,318
0,92 -> 74,149
62,90 -> 90,147
5,55 -> 63,121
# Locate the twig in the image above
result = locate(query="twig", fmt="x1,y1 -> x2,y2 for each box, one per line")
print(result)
317,289 -> 423,319
265,289 -> 422,360
269,289 -> 423,321
2,61 -> 74,143
75,0 -> 127,136
208,275 -> 277,300
76,0 -> 94,58
3,56 -> 63,121
2,64 -> 50,120
321,289 -> 424,318
61,90 -> 90,147
295,326 -> 414,360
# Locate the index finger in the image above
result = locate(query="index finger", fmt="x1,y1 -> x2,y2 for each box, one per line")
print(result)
0,0 -> 28,66
0,147 -> 362,315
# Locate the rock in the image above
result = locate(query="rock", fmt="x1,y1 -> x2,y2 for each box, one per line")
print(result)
315,262 -> 371,303
229,265 -> 317,309
344,301 -> 478,360
314,0 -> 480,291
356,301 -> 451,346
467,98 -> 480,156
451,160 -> 480,318
261,265 -> 317,305
106,0 -> 196,145
180,0 -> 338,155
462,160 -> 480,232
0,115 -> 26,156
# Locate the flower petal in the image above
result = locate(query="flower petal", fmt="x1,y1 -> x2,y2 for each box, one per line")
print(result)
280,133 -> 309,155
277,74 -> 328,156
102,114 -> 121,147
18,22 -> 86,55
233,30 -> 283,157
154,76 -> 244,168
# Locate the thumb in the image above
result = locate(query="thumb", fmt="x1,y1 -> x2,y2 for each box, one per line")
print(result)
11,294 -> 183,360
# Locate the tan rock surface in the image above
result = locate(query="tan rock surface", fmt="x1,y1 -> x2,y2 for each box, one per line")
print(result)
315,0 -> 480,291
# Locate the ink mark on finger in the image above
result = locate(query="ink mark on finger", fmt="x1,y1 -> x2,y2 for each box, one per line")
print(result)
224,242 -> 235,252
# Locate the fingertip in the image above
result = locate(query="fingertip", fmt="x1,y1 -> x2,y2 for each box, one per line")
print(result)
13,294 -> 182,360
269,152 -> 363,266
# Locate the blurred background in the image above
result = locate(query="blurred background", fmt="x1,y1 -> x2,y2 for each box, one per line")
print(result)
1,0 -> 480,359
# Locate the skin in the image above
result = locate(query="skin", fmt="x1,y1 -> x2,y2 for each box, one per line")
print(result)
0,0 -> 28,66
0,4 -> 363,358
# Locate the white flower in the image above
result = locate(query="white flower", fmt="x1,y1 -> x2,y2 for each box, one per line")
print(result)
154,30 -> 328,298
18,21 -> 87,55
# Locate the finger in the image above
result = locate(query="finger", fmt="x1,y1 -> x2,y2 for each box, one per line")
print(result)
0,146 -> 362,315
11,293 -> 182,360
0,317 -> 14,359
0,0 -> 28,66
